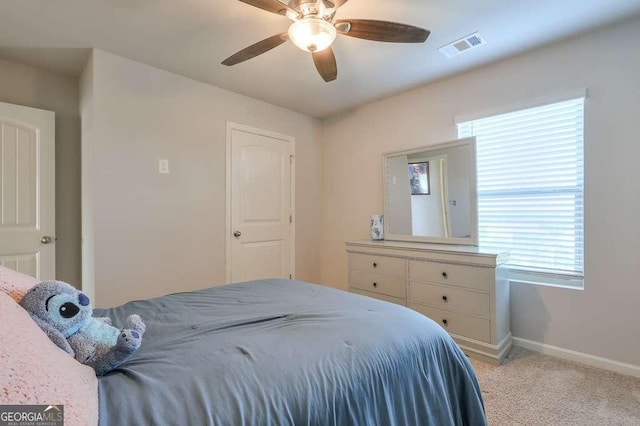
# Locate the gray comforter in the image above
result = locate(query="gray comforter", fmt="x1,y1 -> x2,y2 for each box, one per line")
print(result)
95,279 -> 486,425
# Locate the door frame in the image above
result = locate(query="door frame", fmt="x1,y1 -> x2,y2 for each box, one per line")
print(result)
225,122 -> 295,283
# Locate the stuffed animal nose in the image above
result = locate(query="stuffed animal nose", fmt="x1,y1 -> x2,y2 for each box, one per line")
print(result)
78,293 -> 90,306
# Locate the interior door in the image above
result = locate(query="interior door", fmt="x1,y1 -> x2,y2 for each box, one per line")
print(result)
228,124 -> 294,283
0,101 -> 55,280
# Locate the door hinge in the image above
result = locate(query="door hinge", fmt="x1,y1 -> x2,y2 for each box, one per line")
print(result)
290,155 -> 294,164
289,215 -> 293,223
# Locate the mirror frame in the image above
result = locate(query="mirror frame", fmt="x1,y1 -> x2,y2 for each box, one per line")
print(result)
382,137 -> 478,246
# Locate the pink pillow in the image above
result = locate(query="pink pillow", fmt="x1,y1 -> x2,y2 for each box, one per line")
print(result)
0,291 -> 98,426
0,265 -> 37,302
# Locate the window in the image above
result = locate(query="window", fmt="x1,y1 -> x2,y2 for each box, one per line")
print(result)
458,97 -> 584,288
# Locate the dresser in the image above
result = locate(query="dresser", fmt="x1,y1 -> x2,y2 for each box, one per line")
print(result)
346,240 -> 511,365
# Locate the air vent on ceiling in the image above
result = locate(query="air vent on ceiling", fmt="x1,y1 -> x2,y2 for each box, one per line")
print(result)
438,32 -> 486,58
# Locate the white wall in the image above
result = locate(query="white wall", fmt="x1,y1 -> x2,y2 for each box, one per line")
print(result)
321,17 -> 640,367
410,155 -> 445,237
446,148 -> 472,238
386,155 -> 412,235
82,50 -> 322,308
0,58 -> 81,286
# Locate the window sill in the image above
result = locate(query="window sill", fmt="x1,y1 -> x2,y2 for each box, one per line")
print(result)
508,269 -> 584,290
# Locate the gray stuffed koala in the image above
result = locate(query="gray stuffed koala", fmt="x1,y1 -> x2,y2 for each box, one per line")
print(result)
19,280 -> 145,376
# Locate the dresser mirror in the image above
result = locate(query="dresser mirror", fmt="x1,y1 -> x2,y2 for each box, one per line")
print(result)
382,137 -> 478,245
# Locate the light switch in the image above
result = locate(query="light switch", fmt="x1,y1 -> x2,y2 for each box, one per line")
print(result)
159,159 -> 169,174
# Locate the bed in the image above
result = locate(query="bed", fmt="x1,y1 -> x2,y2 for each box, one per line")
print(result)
1,267 -> 486,425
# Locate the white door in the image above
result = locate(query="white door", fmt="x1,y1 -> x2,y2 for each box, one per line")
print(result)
0,101 -> 55,280
227,123 -> 294,283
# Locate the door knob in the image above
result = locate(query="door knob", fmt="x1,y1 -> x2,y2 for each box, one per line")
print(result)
233,231 -> 241,238
40,236 -> 53,244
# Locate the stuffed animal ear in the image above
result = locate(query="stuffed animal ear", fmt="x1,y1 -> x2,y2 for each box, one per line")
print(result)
30,314 -> 75,357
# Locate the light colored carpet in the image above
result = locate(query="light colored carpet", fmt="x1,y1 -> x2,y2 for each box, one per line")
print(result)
469,347 -> 640,425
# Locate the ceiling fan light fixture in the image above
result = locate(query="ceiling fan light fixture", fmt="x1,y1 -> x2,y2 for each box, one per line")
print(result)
288,17 -> 337,53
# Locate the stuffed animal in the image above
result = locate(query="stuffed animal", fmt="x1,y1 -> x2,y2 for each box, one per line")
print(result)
19,280 -> 145,376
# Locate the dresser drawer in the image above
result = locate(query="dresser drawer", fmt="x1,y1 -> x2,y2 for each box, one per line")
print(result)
409,303 -> 491,343
350,289 -> 406,307
409,281 -> 490,318
349,270 -> 405,299
409,260 -> 493,292
349,253 -> 406,278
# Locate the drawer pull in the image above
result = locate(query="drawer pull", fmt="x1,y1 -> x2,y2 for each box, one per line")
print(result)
442,319 -> 448,325
372,262 -> 377,268
442,271 -> 448,278
372,282 -> 378,288
442,295 -> 448,302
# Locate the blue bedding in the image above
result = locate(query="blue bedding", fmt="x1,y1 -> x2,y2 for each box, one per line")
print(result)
95,279 -> 486,425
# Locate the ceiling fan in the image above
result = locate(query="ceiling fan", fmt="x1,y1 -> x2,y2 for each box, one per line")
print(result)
222,0 -> 430,82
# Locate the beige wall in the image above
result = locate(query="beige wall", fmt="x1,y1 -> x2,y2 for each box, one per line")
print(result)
0,58 -> 81,286
79,53 -> 95,301
321,17 -> 640,367
82,50 -> 322,308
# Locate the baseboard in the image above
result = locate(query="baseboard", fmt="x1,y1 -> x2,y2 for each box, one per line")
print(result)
513,337 -> 640,378
451,333 -> 512,366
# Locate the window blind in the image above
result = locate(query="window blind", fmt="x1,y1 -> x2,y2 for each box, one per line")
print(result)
458,98 -> 584,287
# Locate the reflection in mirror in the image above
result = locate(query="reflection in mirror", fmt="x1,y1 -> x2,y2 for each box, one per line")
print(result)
383,137 -> 478,245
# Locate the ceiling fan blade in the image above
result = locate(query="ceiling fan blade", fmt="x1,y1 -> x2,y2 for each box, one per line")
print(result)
238,0 -> 296,16
312,47 -> 337,82
332,0 -> 349,8
222,33 -> 288,66
335,19 -> 430,43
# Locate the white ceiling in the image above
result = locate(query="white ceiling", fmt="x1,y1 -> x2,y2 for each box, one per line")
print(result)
0,0 -> 639,118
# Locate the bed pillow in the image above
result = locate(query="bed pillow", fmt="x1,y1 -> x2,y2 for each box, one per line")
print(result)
0,265 -> 37,302
0,291 -> 99,426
